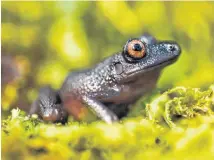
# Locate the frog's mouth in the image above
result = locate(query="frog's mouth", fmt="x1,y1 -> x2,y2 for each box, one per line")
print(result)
119,55 -> 179,83
144,56 -> 179,71
127,56 -> 179,76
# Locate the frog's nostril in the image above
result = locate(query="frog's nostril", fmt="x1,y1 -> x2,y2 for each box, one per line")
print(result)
169,45 -> 176,52
168,44 -> 181,57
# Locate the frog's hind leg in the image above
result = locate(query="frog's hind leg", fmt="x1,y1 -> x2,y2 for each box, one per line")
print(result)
29,86 -> 68,124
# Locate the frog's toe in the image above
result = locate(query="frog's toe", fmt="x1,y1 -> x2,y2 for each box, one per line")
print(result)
43,114 -> 57,122
42,109 -> 60,122
104,114 -> 118,124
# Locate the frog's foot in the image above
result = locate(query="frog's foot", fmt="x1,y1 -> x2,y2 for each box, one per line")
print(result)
41,104 -> 68,124
103,113 -> 118,124
29,86 -> 68,124
82,96 -> 119,124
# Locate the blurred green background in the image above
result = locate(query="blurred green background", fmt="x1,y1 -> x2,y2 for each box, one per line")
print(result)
1,1 -> 214,116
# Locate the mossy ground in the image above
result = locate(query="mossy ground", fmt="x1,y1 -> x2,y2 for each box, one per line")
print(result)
2,86 -> 214,160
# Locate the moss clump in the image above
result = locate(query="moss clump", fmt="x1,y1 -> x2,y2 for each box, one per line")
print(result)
2,85 -> 214,160
146,86 -> 214,129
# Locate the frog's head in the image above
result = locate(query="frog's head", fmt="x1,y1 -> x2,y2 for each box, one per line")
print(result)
110,34 -> 181,83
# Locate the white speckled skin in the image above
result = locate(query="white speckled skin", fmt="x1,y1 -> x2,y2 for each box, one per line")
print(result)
30,34 -> 181,123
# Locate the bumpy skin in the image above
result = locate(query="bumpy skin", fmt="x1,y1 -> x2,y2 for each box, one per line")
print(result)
30,34 -> 181,124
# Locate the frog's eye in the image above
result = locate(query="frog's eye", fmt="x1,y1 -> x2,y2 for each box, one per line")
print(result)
124,39 -> 146,61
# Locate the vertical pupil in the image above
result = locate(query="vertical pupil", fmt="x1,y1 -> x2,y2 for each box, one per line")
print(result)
133,43 -> 142,51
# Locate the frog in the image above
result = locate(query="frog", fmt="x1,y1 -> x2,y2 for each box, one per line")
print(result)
29,34 -> 181,124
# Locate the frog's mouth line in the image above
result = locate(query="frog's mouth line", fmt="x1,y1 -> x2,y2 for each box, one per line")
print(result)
125,56 -> 179,78
144,56 -> 179,71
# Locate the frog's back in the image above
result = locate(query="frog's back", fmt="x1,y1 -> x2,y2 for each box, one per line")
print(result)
60,69 -> 91,95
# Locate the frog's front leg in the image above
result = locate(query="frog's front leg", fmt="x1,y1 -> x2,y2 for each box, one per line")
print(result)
29,86 -> 68,124
82,96 -> 119,124
63,94 -> 118,123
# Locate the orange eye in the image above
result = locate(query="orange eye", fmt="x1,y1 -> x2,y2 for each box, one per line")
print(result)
127,40 -> 145,59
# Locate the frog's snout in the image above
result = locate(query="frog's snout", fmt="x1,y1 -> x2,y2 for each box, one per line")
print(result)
168,43 -> 181,56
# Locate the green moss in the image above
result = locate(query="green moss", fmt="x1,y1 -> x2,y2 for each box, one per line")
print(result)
146,85 -> 214,129
2,85 -> 214,160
